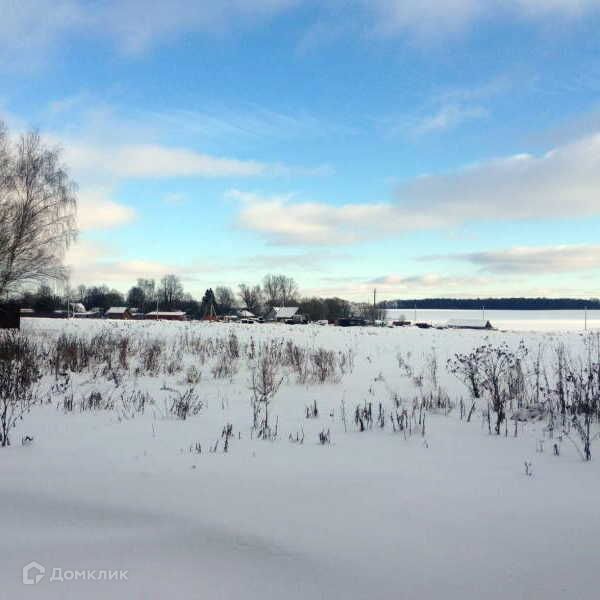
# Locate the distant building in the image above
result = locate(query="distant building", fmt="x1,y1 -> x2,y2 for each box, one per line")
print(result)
238,309 -> 255,319
446,319 -> 493,330
265,306 -> 300,322
105,307 -> 132,320
145,311 -> 187,321
71,302 -> 86,314
336,317 -> 366,327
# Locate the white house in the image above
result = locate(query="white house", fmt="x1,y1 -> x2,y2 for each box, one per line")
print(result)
265,306 -> 300,322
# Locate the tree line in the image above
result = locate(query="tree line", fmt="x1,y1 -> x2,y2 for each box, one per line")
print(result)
18,273 -> 353,322
381,297 -> 600,310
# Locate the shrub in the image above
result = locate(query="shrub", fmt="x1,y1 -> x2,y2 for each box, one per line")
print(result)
0,332 -> 40,447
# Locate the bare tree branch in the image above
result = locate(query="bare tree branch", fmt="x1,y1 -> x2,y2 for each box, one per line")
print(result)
0,123 -> 77,296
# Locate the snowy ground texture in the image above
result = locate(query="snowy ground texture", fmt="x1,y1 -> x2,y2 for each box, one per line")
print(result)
2,318 -> 599,599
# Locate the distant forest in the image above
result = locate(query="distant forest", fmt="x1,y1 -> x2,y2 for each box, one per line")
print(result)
380,298 -> 600,310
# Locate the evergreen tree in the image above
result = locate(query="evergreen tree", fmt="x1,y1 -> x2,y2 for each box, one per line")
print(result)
200,288 -> 217,318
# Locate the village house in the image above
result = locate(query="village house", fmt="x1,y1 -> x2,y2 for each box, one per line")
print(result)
145,311 -> 187,321
265,306 -> 298,322
446,319 -> 494,330
105,307 -> 132,320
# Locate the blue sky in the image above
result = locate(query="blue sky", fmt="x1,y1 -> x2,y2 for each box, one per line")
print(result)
3,0 -> 600,301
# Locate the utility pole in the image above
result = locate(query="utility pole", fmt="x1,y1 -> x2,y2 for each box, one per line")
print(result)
373,288 -> 376,324
65,278 -> 71,318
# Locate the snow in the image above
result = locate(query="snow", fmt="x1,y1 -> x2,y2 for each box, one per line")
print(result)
386,308 -> 600,332
1,317 -> 599,599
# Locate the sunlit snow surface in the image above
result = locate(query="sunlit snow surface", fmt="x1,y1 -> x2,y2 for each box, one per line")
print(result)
2,317 -> 599,599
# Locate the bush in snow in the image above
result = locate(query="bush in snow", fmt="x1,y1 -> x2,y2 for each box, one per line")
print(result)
0,331 -> 40,447
449,341 -> 528,435
169,387 -> 202,420
250,347 -> 283,440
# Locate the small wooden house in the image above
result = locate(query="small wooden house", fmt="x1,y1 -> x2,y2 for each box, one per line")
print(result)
105,307 -> 132,320
145,311 -> 187,321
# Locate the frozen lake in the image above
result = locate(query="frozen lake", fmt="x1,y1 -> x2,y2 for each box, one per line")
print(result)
385,308 -> 600,332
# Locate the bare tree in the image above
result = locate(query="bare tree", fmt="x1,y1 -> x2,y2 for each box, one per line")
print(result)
238,283 -> 263,315
0,123 -> 77,296
160,274 -> 183,309
215,286 -> 236,315
137,278 -> 156,312
262,273 -> 298,307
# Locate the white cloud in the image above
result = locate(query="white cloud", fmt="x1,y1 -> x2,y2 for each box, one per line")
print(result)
4,0 -> 600,66
63,141 -> 268,179
0,0 -> 297,64
302,272 -> 514,301
94,0 -> 298,54
77,187 -> 136,230
0,0 -> 84,67
64,239 -> 210,288
233,131 -> 600,245
411,104 -> 488,135
379,76 -> 508,138
432,244 -> 600,274
305,271 -> 600,301
363,0 -> 600,39
513,0 -> 600,18
64,140 -> 329,179
366,0 -> 485,38
369,273 -> 489,288
145,106 -> 357,144
395,132 -> 600,222
230,189 -> 399,245
42,104 -> 328,181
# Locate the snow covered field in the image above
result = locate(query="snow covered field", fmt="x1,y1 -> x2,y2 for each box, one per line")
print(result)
385,308 -> 600,332
2,318 -> 599,599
